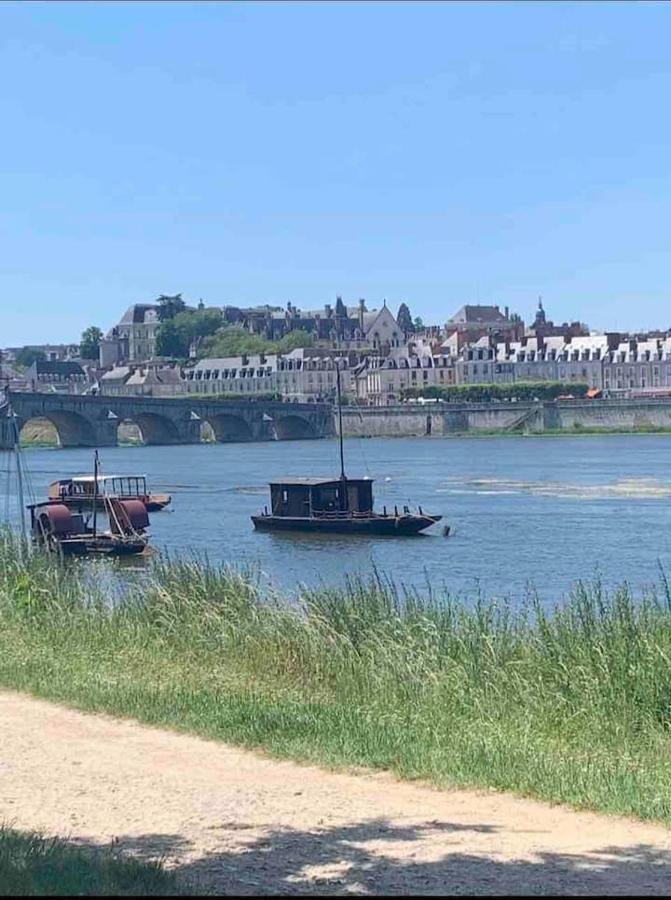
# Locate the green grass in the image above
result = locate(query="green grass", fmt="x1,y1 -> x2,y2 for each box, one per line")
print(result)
2,532 -> 671,826
0,827 -> 189,896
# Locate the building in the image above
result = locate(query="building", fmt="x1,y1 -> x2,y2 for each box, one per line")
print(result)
24,360 -> 89,393
99,363 -> 185,397
182,348 -> 355,402
603,336 -> 671,392
526,299 -> 589,340
353,342 -> 456,406
101,304 -> 161,364
221,298 -> 404,351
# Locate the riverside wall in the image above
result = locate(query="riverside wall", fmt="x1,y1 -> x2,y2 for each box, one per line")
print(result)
340,399 -> 671,437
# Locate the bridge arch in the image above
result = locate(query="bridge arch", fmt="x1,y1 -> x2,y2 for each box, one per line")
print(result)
119,413 -> 180,446
20,411 -> 97,448
273,414 -> 317,441
206,413 -> 253,443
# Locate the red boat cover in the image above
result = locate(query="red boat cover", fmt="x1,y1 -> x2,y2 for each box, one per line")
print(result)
42,504 -> 74,534
111,499 -> 149,533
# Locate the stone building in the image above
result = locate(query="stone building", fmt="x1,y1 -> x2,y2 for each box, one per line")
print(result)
221,298 -> 403,351
101,304 -> 161,364
603,336 -> 671,392
99,362 -> 184,397
353,344 -> 456,406
181,348 -> 355,403
24,359 -> 89,393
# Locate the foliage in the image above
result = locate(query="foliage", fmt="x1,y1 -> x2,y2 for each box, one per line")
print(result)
156,293 -> 186,322
0,826 -> 188,896
156,309 -> 223,358
14,347 -> 46,368
400,381 -> 591,402
3,533 -> 671,824
396,303 -> 414,334
199,326 -> 314,359
413,316 -> 424,330
79,326 -> 103,360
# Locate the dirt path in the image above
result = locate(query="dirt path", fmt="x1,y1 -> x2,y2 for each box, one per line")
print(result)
1,690 -> 670,895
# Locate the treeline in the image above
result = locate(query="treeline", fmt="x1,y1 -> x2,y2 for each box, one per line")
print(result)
154,299 -> 314,360
400,381 -> 590,402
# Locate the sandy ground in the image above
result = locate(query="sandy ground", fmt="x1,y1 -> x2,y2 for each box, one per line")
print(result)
1,691 -> 671,895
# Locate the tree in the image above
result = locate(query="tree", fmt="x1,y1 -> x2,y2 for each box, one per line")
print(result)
397,303 -> 414,334
277,329 -> 314,352
80,326 -> 103,360
413,316 -> 424,331
156,293 -> 186,321
155,308 -> 223,359
15,347 -> 46,368
155,320 -> 186,358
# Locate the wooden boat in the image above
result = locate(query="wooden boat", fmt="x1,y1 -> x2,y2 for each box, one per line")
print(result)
48,474 -> 171,512
30,452 -> 151,557
252,366 -> 443,537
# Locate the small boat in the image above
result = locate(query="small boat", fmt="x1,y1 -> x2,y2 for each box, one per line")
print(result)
30,452 -> 151,557
252,365 -> 443,537
48,474 -> 171,512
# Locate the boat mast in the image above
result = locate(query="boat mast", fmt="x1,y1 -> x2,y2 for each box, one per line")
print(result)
92,450 -> 99,538
336,362 -> 348,512
11,409 -> 27,539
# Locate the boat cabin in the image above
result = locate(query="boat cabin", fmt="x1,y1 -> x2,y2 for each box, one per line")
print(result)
49,475 -> 149,501
269,478 -> 374,518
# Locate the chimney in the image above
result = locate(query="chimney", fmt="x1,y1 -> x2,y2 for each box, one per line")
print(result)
358,298 -> 365,332
504,306 -> 509,319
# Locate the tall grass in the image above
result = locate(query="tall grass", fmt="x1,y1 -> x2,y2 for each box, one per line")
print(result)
0,827 -> 189,896
2,530 -> 671,823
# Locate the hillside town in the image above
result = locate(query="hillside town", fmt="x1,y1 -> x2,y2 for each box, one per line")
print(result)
3,293 -> 671,405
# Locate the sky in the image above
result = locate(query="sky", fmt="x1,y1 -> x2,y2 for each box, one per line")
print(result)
1,1 -> 671,346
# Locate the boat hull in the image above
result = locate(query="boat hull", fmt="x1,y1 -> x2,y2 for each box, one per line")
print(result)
44,536 -> 149,557
251,514 -> 442,536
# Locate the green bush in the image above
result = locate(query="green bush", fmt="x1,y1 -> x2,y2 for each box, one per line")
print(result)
401,381 -> 590,402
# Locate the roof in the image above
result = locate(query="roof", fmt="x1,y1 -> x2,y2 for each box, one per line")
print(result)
119,304 -> 157,325
32,360 -> 85,377
270,477 -> 374,487
448,305 -> 508,324
53,475 -> 147,484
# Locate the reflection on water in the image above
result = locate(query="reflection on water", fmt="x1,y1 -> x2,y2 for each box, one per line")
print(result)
2,434 -> 671,604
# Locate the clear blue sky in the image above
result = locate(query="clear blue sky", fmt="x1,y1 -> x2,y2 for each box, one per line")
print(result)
2,1 -> 671,345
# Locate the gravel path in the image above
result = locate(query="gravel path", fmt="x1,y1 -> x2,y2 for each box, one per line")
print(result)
1,689 -> 670,895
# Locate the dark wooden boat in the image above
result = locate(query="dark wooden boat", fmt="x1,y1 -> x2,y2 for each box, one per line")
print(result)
252,365 -> 444,537
252,477 -> 441,535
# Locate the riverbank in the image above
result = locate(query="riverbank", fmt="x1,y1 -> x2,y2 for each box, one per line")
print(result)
2,534 -> 671,827
4,689 -> 671,896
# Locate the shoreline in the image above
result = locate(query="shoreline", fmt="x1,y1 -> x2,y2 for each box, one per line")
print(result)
2,534 -> 671,831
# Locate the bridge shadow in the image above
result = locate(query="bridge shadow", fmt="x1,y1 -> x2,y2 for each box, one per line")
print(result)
6,818 -> 671,895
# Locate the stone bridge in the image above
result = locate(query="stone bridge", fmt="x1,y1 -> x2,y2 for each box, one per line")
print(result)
0,391 -> 334,449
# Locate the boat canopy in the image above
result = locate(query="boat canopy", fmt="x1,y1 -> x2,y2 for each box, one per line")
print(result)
49,474 -> 148,499
268,477 -> 374,518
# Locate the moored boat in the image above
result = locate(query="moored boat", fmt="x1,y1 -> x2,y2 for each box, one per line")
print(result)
32,452 -> 151,557
251,364 -> 444,537
252,477 -> 441,535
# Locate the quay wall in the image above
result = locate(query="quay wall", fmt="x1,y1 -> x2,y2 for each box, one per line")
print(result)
340,399 -> 671,437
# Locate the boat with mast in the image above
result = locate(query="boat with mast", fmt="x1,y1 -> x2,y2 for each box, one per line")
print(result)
2,396 -> 151,557
251,363 -> 443,536
27,450 -> 152,556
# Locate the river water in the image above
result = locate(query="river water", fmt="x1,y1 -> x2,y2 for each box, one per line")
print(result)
3,434 -> 671,605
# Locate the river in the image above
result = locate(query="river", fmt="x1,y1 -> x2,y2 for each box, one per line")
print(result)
3,434 -> 671,605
